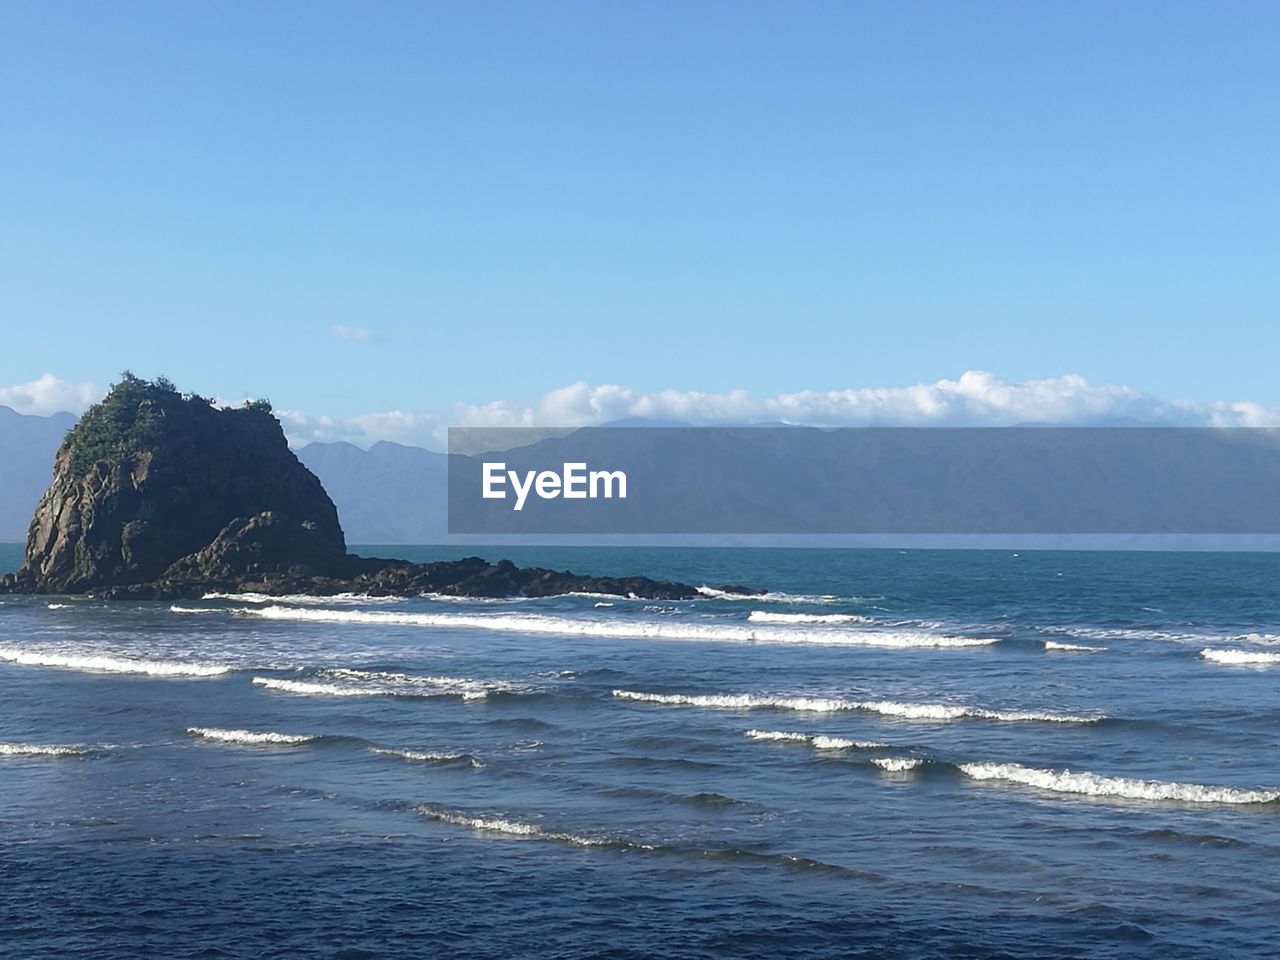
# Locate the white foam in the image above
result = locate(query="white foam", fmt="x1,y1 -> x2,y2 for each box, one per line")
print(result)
252,668 -> 517,700
0,646 -> 231,678
1231,633 -> 1280,645
617,690 -> 851,712
231,605 -> 995,649
170,605 -> 221,615
202,591 -> 401,605
1201,648 -> 1280,665
186,726 -> 318,746
872,757 -> 923,772
0,741 -> 92,757
371,746 -> 484,767
1044,640 -> 1106,653
744,729 -> 886,749
696,586 -> 836,603
614,690 -> 1101,724
417,807 -> 629,848
958,762 -> 1279,804
419,593 -> 522,604
747,611 -> 869,624
1042,625 -> 1201,643
46,603 -> 70,610
861,700 -> 1098,723
252,677 -> 372,697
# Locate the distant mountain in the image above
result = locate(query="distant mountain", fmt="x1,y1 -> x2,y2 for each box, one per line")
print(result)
295,440 -> 448,543
6,408 -> 1278,549
0,406 -> 78,540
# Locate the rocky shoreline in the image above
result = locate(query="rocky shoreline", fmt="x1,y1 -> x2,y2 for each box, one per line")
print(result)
0,518 -> 748,602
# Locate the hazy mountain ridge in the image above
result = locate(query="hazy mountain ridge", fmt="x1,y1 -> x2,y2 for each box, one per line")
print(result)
295,440 -> 448,542
0,406 -> 79,541
6,407 -> 1280,549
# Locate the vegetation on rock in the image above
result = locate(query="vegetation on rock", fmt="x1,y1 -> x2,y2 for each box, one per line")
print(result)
63,373 -> 273,475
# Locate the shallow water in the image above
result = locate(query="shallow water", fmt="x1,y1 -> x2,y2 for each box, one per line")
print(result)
3,545 -> 1279,958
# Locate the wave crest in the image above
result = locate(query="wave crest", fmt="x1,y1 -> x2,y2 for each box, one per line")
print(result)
252,669 -> 521,700
1201,648 -> 1280,665
229,605 -> 992,649
614,690 -> 1101,724
744,729 -> 887,749
0,741 -> 93,758
0,646 -> 230,678
202,592 -> 401,605
417,806 -> 632,849
958,762 -> 1279,804
186,727 -> 317,746
871,757 -> 923,772
371,746 -> 484,767
747,611 -> 869,624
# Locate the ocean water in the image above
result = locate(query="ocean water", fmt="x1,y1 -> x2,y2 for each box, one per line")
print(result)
3,544 -> 1280,958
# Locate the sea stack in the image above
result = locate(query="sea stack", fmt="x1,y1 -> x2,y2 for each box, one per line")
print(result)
0,375 -> 752,601
9,374 -> 348,593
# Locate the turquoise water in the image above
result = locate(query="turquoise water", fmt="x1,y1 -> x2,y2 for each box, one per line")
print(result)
3,545 -> 1280,957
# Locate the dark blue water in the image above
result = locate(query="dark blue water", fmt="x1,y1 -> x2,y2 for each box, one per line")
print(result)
3,545 -> 1280,958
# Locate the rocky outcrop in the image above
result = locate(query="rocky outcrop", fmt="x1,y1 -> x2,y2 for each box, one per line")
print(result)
87,544 -> 717,601
0,375 -> 755,601
8,375 -> 345,593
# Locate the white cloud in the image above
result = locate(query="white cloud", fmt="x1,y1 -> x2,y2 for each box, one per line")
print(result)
0,373 -> 100,416
274,371 -> 1280,449
328,325 -> 379,342
276,408 -> 442,447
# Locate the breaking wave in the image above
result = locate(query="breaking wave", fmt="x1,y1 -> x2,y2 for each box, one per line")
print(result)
747,611 -> 869,624
1044,640 -> 1106,653
417,806 -> 641,849
252,668 -> 523,700
614,689 -> 1101,724
416,804 -> 870,876
958,762 -> 1280,805
0,645 -> 231,678
871,757 -> 923,772
1041,625 -> 1202,644
1232,633 -> 1280,645
370,746 -> 484,767
202,592 -> 402,605
0,741 -> 94,758
186,727 -> 319,746
1201,648 -> 1280,666
230,605 -> 995,649
744,729 -> 887,749
696,586 -> 837,603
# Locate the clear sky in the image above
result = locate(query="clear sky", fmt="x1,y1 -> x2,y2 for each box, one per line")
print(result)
1,1 -> 1277,430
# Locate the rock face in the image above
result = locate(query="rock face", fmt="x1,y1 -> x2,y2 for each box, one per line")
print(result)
11,375 -> 346,593
0,375 -> 753,601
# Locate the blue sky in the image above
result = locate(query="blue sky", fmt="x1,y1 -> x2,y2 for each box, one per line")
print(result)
1,1 -> 1277,434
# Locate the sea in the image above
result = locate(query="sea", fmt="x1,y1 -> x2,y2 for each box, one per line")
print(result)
2,543 -> 1279,959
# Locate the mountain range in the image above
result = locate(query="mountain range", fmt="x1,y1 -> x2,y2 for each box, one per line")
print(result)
5,406 -> 1279,549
